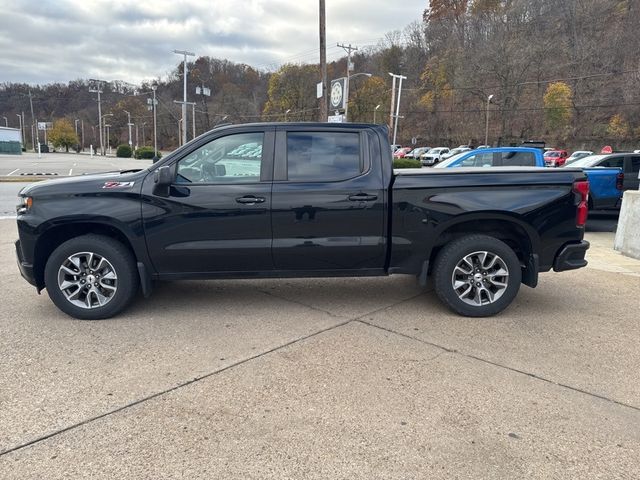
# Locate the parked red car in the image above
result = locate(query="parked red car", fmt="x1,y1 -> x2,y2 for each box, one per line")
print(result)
393,147 -> 412,159
544,149 -> 569,167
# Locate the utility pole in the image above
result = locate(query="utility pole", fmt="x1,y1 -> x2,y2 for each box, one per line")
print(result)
337,43 -> 358,121
173,49 -> 195,146
174,100 -> 196,143
81,119 -> 85,151
318,0 -> 328,122
89,80 -> 105,155
388,72 -> 407,147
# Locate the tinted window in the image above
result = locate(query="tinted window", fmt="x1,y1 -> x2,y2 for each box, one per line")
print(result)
176,132 -> 264,183
600,156 -> 624,169
501,151 -> 536,166
287,132 -> 361,182
628,156 -> 640,173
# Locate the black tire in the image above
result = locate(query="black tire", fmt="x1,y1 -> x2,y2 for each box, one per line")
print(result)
432,235 -> 521,317
44,234 -> 139,320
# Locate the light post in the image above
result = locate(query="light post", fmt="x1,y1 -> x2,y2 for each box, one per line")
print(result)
484,94 -> 494,147
16,114 -> 23,147
1,116 -> 7,127
344,72 -> 372,122
123,110 -> 133,149
173,49 -> 195,146
105,124 -> 112,154
285,109 -> 291,121
141,122 -> 147,146
389,72 -> 407,147
373,104 -> 381,124
102,113 -> 113,155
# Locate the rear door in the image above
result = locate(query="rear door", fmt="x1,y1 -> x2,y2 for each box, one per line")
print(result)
270,127 -> 386,272
623,155 -> 640,190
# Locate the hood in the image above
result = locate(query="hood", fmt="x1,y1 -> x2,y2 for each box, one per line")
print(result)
19,169 -> 148,197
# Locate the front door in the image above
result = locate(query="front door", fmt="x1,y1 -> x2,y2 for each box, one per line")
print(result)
270,127 -> 386,272
142,128 -> 275,275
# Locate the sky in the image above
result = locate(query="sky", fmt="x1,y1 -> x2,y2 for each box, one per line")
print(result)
0,0 -> 427,85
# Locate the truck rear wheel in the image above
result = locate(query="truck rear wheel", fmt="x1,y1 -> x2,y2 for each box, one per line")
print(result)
44,234 -> 139,320
433,235 -> 521,317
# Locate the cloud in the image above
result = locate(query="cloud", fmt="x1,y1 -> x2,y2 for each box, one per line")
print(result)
0,0 -> 426,85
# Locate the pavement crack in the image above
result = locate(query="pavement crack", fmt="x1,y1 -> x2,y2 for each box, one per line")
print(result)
0,318 -> 353,458
256,288 -> 347,319
357,319 -> 640,414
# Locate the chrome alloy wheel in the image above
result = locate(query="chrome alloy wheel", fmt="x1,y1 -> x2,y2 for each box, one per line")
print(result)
451,251 -> 509,306
57,252 -> 118,309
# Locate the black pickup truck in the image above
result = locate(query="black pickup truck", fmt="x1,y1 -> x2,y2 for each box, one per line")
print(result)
15,123 -> 590,320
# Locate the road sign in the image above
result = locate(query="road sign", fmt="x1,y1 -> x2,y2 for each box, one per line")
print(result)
330,78 -> 346,110
411,137 -> 417,145
37,122 -> 52,131
316,81 -> 323,99
328,114 -> 344,123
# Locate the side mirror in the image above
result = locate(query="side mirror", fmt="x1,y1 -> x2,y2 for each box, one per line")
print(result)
153,166 -> 172,197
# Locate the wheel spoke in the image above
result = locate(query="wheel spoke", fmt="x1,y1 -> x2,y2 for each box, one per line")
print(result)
451,250 -> 509,307
58,252 -> 118,310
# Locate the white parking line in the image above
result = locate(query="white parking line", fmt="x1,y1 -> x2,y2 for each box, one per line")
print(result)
7,168 -> 19,176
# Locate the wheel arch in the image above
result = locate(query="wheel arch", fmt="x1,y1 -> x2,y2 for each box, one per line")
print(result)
33,220 -> 141,289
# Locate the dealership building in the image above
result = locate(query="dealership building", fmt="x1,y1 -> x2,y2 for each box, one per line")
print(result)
0,126 -> 23,154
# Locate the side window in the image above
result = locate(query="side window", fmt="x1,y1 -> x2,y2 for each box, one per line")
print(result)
460,153 -> 493,167
176,132 -> 264,184
501,151 -> 535,166
628,156 -> 640,173
286,132 -> 362,182
600,156 -> 624,169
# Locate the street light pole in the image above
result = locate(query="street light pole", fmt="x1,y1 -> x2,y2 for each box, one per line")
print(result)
484,94 -> 494,146
343,72 -> 371,122
2,116 -> 7,127
373,104 -> 381,124
173,49 -> 195,146
389,72 -> 407,147
151,84 -> 158,160
123,110 -> 133,149
16,114 -> 23,147
101,113 -> 113,155
285,109 -> 291,121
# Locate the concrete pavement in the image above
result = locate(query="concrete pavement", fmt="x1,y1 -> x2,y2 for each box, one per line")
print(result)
0,219 -> 639,478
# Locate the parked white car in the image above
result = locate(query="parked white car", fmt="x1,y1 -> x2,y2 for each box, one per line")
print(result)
441,147 -> 471,160
564,150 -> 594,166
420,147 -> 450,166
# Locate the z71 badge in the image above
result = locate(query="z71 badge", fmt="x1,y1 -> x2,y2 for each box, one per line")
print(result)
102,181 -> 135,189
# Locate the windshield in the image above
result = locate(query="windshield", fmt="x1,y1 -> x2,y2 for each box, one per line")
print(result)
545,151 -> 560,157
427,148 -> 442,153
564,155 -> 607,168
434,151 -> 469,168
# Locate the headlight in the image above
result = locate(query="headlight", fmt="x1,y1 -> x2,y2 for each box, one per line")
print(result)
17,196 -> 33,214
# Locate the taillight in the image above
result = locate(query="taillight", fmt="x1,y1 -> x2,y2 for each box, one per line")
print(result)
616,172 -> 624,190
573,180 -> 589,227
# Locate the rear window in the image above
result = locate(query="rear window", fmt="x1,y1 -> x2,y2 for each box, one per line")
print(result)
500,151 -> 536,166
286,132 -> 362,182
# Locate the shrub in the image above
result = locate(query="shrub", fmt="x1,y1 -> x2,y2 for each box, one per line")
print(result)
393,158 -> 421,169
116,144 -> 132,158
134,146 -> 162,159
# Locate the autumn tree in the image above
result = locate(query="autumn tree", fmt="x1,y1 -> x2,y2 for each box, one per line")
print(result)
348,76 -> 389,123
607,114 -> 629,139
543,82 -> 573,134
49,119 -> 78,152
263,64 -> 318,121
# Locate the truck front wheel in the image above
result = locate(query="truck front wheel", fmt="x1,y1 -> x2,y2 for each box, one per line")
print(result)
433,235 -> 521,317
44,234 -> 139,320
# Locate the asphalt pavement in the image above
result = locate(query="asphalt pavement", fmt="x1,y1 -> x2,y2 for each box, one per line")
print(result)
0,152 -> 151,177
0,219 -> 639,478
